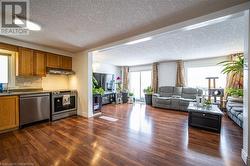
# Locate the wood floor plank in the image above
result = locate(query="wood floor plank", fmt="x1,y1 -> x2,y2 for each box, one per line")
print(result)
0,103 -> 244,166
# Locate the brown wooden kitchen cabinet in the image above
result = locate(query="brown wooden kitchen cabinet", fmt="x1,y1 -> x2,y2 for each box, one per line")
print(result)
0,42 -> 18,52
46,53 -> 62,68
62,56 -> 72,70
33,51 -> 46,76
17,47 -> 34,76
0,96 -> 19,133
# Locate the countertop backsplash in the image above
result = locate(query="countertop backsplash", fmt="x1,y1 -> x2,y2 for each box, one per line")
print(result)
4,74 -> 70,91
15,76 -> 43,89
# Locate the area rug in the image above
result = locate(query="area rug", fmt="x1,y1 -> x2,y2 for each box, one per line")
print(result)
99,116 -> 118,122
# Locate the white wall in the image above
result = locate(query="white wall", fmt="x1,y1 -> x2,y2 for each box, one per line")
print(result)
184,56 -> 229,68
42,75 -> 69,90
158,56 -> 229,87
69,51 -> 93,118
129,64 -> 152,72
92,62 -> 121,78
158,62 -> 177,86
242,10 -> 250,165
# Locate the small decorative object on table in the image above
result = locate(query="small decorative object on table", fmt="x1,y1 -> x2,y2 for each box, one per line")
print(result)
203,99 -> 212,109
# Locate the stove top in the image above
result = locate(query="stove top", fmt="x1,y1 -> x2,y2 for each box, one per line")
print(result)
51,89 -> 77,95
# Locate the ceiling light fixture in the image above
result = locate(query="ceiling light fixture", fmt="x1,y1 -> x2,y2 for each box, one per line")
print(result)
14,18 -> 41,31
183,15 -> 233,31
125,37 -> 152,45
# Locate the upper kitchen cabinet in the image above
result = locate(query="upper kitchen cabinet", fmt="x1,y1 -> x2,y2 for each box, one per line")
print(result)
33,51 -> 46,77
46,53 -> 62,68
17,47 -> 34,76
62,56 -> 72,70
0,42 -> 18,52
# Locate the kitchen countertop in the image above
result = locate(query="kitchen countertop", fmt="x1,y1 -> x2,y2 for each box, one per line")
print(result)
0,90 -> 52,97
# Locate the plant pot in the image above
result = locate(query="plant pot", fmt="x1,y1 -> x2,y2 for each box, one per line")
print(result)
145,94 -> 152,105
128,96 -> 134,104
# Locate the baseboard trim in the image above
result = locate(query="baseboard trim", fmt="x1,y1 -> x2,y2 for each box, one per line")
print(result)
241,149 -> 250,165
77,111 -> 88,118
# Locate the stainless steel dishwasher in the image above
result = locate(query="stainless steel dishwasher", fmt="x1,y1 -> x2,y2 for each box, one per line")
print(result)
20,93 -> 50,126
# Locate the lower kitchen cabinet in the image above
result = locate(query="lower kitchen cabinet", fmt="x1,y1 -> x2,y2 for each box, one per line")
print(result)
0,96 -> 19,133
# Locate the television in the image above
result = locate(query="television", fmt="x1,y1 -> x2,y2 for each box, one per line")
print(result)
93,73 -> 115,91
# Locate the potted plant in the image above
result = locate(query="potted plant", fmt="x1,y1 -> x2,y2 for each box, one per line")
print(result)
92,76 -> 105,111
143,86 -> 153,105
128,92 -> 135,104
226,88 -> 243,98
218,54 -> 244,99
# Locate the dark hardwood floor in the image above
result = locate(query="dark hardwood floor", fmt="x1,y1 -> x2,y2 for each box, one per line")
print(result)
0,103 -> 244,166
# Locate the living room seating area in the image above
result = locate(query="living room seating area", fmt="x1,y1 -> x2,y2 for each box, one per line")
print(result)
226,98 -> 243,128
152,86 -> 203,111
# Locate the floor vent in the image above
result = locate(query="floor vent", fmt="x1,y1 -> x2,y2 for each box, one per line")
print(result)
99,116 -> 118,122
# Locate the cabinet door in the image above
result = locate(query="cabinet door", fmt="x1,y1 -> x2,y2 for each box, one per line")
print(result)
0,96 -> 19,132
17,47 -> 34,76
62,56 -> 72,70
34,51 -> 46,76
46,53 -> 62,68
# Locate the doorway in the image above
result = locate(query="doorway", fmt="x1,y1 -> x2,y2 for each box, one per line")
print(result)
129,70 -> 152,101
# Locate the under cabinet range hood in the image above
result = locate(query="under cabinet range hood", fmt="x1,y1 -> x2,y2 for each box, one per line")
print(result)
46,67 -> 75,75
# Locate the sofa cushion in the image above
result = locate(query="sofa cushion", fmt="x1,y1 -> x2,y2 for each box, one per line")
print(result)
231,107 -> 243,112
159,86 -> 174,97
173,87 -> 182,96
238,113 -> 243,121
230,110 -> 242,117
227,102 -> 243,108
179,98 -> 195,106
155,97 -> 171,105
181,88 -> 198,99
197,89 -> 203,96
158,97 -> 171,100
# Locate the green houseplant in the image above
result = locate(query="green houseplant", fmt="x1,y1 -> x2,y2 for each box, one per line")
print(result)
143,86 -> 153,105
218,54 -> 244,97
92,76 -> 105,111
92,76 -> 105,95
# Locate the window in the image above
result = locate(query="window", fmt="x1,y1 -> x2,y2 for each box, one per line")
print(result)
0,55 -> 8,83
129,70 -> 152,100
187,66 -> 226,89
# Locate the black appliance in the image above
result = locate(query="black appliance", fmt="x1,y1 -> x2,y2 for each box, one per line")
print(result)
51,90 -> 77,121
93,73 -> 115,91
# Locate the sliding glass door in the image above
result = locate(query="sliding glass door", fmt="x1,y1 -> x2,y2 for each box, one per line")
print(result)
129,70 -> 152,101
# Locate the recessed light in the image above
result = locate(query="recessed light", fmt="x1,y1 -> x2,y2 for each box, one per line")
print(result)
14,18 -> 41,31
92,50 -> 99,53
125,37 -> 152,45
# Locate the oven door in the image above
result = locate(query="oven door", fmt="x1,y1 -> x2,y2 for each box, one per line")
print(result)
52,95 -> 76,114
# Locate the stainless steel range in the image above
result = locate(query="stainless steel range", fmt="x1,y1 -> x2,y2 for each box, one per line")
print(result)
51,90 -> 77,121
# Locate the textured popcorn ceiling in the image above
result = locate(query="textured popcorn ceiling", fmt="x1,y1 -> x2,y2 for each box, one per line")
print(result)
93,16 -> 245,66
4,0 -> 247,52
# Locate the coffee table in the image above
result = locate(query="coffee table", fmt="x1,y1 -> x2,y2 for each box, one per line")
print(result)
188,102 -> 224,133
